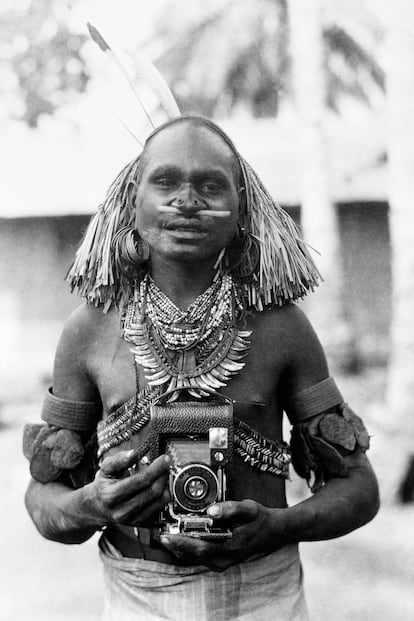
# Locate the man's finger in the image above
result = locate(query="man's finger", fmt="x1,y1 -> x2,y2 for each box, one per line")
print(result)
112,486 -> 171,525
101,451 -> 169,479
207,499 -> 259,523
99,454 -> 171,508
100,449 -> 140,477
160,534 -> 222,564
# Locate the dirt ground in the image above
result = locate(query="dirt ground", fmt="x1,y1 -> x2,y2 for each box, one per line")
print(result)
1,369 -> 414,621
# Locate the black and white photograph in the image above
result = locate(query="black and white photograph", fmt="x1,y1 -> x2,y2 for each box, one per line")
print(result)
1,1 -> 413,619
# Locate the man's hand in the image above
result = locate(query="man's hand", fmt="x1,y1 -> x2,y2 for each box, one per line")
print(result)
159,451 -> 379,572
88,450 -> 171,528
160,499 -> 286,572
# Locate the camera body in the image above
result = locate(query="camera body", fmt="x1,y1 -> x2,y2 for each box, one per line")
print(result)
149,395 -> 234,540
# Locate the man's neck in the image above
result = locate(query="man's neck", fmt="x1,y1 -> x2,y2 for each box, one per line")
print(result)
149,255 -> 219,310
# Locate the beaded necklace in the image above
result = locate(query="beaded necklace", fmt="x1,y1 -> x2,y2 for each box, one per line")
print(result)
145,273 -> 234,351
122,273 -> 251,400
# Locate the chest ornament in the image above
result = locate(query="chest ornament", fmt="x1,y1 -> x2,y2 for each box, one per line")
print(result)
97,274 -> 291,478
123,274 -> 251,400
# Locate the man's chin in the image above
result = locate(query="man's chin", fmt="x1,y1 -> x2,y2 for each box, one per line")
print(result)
151,243 -> 219,266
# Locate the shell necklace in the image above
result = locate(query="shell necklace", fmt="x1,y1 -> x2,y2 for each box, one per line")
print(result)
123,273 -> 251,400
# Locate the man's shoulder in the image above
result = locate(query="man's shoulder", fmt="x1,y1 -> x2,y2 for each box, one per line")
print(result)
53,303 -> 120,399
250,303 -> 328,378
56,303 -> 119,364
250,303 -> 312,343
63,302 -> 118,340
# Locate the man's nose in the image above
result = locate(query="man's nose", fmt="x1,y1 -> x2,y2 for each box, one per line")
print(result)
170,185 -> 204,212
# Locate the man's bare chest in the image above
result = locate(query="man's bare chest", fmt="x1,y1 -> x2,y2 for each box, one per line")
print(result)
88,317 -> 286,441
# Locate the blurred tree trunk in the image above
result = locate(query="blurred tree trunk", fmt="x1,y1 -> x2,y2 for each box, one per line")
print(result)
385,0 -> 414,501
287,0 -> 355,372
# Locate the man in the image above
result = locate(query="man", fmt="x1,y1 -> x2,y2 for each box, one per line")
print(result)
25,116 -> 379,620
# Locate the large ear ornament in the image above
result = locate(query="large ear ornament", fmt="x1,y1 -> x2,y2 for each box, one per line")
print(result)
112,226 -> 149,281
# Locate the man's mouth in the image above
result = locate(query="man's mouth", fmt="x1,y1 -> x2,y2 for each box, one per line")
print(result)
163,218 -> 209,237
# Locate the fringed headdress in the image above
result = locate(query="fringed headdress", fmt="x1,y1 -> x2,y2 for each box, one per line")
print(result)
67,27 -> 320,313
225,154 -> 321,310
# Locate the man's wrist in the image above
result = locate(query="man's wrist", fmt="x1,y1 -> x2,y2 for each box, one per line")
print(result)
72,481 -> 108,532
268,502 -> 315,548
47,482 -> 107,544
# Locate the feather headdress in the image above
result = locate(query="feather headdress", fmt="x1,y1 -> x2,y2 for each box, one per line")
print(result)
67,28 -> 320,312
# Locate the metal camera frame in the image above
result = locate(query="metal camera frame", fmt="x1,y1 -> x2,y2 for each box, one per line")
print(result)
149,389 -> 234,539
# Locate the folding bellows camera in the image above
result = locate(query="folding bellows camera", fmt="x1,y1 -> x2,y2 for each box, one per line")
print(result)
149,392 -> 234,540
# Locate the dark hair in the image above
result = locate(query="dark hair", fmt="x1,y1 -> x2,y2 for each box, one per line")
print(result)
145,115 -> 239,153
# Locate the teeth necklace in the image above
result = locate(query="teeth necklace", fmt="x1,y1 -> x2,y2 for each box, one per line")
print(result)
122,273 -> 251,400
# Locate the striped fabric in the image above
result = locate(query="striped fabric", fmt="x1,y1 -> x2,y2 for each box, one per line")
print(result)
99,536 -> 309,620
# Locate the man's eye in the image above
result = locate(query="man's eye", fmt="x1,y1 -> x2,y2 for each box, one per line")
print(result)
156,178 -> 176,188
201,182 -> 221,194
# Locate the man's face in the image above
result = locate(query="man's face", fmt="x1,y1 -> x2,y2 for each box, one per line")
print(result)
134,123 -> 240,264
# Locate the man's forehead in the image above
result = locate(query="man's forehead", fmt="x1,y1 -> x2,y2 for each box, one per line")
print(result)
144,123 -> 235,162
142,123 -> 239,178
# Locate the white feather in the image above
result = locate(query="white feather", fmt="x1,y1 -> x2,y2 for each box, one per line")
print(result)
132,52 -> 181,119
87,22 -> 180,140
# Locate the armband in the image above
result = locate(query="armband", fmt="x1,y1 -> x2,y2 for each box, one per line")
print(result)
22,388 -> 101,488
285,378 -> 370,492
41,387 -> 101,431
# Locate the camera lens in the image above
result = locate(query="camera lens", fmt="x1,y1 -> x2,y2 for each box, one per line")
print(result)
173,464 -> 219,512
184,476 -> 208,500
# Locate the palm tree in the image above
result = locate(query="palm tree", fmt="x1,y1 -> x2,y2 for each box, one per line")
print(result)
384,0 -> 414,501
147,0 -> 384,118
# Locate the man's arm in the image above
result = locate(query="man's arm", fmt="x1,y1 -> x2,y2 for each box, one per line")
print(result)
161,305 -> 380,569
25,452 -> 171,544
278,450 -> 379,541
25,304 -> 171,544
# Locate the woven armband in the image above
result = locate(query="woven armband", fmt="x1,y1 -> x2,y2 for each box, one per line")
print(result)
23,389 -> 101,488
41,388 -> 101,432
285,379 -> 370,492
285,377 -> 343,424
